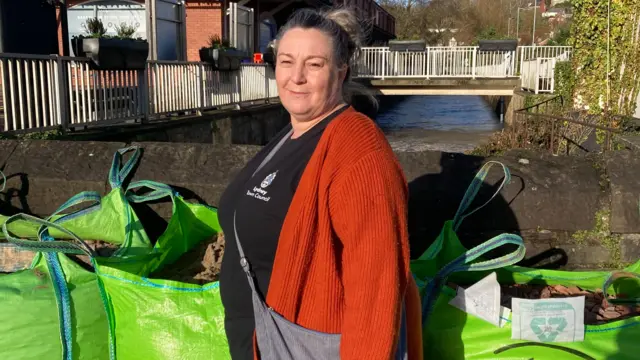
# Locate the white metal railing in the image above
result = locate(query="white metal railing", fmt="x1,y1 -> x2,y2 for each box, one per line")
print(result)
517,46 -> 572,75
356,46 -> 572,80
355,46 -> 518,79
146,62 -> 276,116
0,54 -> 64,132
239,65 -> 274,101
149,61 -> 202,115
476,51 -> 517,77
0,54 -> 277,132
521,57 -> 557,94
67,61 -> 146,126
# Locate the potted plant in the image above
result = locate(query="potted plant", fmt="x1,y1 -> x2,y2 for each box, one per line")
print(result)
199,35 -> 246,71
263,40 -> 276,69
71,17 -> 149,70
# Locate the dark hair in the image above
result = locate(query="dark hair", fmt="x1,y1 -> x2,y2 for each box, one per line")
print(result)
272,7 -> 377,109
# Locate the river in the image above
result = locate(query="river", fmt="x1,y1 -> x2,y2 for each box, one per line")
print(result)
375,95 -> 503,153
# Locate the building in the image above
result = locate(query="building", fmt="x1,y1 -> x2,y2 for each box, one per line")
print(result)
56,0 -> 395,62
542,7 -> 572,19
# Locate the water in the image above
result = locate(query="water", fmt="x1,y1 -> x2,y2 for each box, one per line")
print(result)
375,96 -> 503,153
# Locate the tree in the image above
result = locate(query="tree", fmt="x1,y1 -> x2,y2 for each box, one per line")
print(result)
547,25 -> 571,46
379,0 -> 553,45
473,26 -> 512,45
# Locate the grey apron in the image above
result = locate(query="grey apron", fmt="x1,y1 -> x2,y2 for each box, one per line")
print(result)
232,127 -> 409,360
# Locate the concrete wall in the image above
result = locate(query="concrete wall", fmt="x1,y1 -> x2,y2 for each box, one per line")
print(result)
483,92 -> 525,127
71,103 -> 290,146
0,140 -> 638,270
70,99 -> 380,145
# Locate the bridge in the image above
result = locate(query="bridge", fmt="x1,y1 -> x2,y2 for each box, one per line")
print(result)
0,45 -> 571,133
354,45 -> 572,96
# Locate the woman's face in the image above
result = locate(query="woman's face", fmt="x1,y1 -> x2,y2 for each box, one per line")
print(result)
275,28 -> 347,122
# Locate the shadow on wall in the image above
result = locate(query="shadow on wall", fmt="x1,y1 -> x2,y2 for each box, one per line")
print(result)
406,152 -> 519,259
0,172 -> 33,216
406,152 -> 568,269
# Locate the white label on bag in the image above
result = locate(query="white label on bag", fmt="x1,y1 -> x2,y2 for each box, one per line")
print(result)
449,272 -> 502,327
511,296 -> 585,343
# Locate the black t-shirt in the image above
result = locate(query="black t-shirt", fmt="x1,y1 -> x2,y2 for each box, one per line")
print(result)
217,105 -> 348,360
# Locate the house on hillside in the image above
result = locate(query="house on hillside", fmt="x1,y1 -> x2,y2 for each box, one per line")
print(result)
542,7 -> 571,18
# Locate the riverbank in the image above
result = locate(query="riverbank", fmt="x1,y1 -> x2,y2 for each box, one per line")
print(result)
384,128 -> 495,153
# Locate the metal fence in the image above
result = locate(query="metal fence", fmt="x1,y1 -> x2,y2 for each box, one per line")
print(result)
0,54 -> 65,132
520,57 -> 557,94
355,45 -> 571,80
0,53 -> 277,133
516,46 -> 572,75
355,46 -> 518,79
67,62 -> 146,127
509,96 -> 621,154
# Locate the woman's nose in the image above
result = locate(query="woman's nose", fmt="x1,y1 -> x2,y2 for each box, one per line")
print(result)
290,62 -> 306,84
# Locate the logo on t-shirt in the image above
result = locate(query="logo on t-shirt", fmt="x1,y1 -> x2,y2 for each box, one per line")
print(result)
247,171 -> 277,202
261,171 -> 277,188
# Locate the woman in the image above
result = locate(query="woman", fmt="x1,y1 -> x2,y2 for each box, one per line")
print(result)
217,7 -> 423,360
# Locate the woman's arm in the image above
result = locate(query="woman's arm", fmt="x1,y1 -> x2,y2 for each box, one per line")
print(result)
329,148 -> 411,359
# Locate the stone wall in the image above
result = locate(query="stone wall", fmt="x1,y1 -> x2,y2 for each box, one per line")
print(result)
0,140 -> 638,270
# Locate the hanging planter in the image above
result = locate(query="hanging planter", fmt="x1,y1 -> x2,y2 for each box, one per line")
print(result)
72,18 -> 149,71
199,35 -> 246,71
72,37 -> 149,70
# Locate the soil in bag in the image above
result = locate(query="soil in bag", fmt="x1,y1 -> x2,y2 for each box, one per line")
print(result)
151,233 -> 226,284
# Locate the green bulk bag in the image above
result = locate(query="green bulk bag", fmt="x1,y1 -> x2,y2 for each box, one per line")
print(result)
411,162 -> 640,360
0,223 -> 111,360
97,262 -> 229,360
3,180 -> 231,360
0,146 -> 155,275
100,180 -> 230,359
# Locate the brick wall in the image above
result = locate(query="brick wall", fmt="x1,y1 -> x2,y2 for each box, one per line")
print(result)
185,1 -> 224,61
55,0 -> 224,61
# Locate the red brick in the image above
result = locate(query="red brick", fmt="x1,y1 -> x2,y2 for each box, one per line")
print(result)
185,1 -> 223,61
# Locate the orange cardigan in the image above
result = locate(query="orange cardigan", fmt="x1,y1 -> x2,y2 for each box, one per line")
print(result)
255,106 -> 423,359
